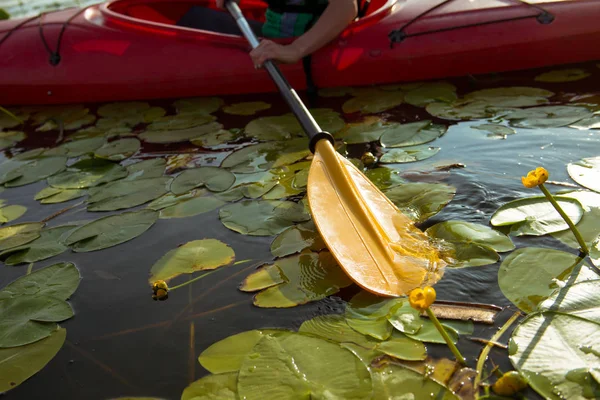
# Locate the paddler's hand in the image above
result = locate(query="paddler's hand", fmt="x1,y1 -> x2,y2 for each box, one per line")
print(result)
250,40 -> 303,67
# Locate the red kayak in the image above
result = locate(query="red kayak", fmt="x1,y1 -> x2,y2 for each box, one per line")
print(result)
1,0 -> 600,105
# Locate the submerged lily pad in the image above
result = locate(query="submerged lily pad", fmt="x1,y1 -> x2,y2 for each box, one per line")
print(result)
380,120 -> 447,148
139,122 -> 224,143
94,138 -> 140,161
237,333 -> 372,400
149,239 -> 234,282
171,167 -> 235,194
510,312 -> 600,400
223,101 -> 271,115
48,158 -> 128,189
0,328 -> 66,393
380,145 -> 440,164
365,167 -> 406,190
270,221 -> 326,258
498,247 -> 598,313
342,90 -> 404,114
490,196 -> 584,236
404,82 -> 457,107
0,205 -> 26,224
384,182 -> 455,223
0,157 -> 66,187
241,252 -> 353,308
64,209 -> 158,252
568,156 -> 600,193
220,200 -> 309,236
535,68 -> 591,83
87,177 -> 170,211
182,373 -> 238,400
0,226 -> 76,265
505,106 -> 592,128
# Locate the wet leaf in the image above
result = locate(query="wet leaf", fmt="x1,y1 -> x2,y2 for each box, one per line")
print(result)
48,158 -> 128,189
471,123 -> 516,137
405,319 -> 470,344
0,223 -> 43,252
345,291 -> 404,340
568,156 -> 600,193
220,200 -> 309,236
87,177 -> 171,211
364,167 -> 406,190
245,109 -> 343,141
371,363 -> 459,399
384,182 -> 456,223
338,117 -> 387,144
239,263 -> 285,292
139,122 -> 224,143
379,145 -> 440,164
0,131 -> 26,150
387,301 -> 423,335
463,87 -> 554,107
222,142 -> 281,173
149,239 -> 234,282
426,100 -> 500,121
237,333 -> 372,400
0,157 -> 66,187
404,82 -> 457,107
223,101 -> 271,115
0,226 -> 76,265
35,187 -> 86,204
552,190 -> 600,249
190,129 -> 237,148
505,106 -> 592,128
380,120 -> 447,148
498,247 -> 598,313
0,296 -> 73,347
490,196 -> 584,236
270,221 -> 326,258
181,373 -> 238,400
539,280 -> 600,324
248,252 -> 353,308
45,137 -> 105,157
64,209 -> 158,252
124,158 -> 166,180
159,193 -> 225,219
0,205 -> 26,224
0,262 -> 80,301
342,90 -> 404,114
0,328 -> 66,393
509,312 -> 600,400
94,138 -> 140,161
535,68 -> 591,83
171,167 -> 235,194
571,114 -> 600,130
173,97 -> 223,115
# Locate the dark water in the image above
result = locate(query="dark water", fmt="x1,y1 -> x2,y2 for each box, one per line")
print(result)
2,2 -> 600,399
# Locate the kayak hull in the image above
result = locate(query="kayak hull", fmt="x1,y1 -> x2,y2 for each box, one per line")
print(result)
1,0 -> 600,105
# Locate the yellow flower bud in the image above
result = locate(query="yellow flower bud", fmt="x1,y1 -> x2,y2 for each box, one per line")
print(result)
492,371 -> 528,396
361,152 -> 377,167
408,286 -> 436,311
521,167 -> 549,188
152,280 -> 169,301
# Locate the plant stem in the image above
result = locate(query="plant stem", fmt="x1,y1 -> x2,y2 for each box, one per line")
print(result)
0,106 -> 23,124
474,311 -> 521,399
169,269 -> 220,291
539,184 -> 589,255
425,307 -> 466,366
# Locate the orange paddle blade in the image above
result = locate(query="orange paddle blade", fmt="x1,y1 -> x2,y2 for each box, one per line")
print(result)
307,140 -> 447,297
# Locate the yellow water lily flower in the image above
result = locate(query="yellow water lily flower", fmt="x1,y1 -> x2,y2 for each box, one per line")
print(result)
492,371 -> 528,396
408,286 -> 436,311
152,280 -> 169,301
521,167 -> 549,188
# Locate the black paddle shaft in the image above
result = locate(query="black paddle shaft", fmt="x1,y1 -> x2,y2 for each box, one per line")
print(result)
226,1 -> 334,153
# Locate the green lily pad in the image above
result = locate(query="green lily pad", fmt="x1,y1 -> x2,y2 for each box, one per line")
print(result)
270,221 -> 326,258
568,156 -> 600,193
0,226 -> 76,265
498,247 -> 598,313
539,280 -> 600,324
146,191 -> 199,211
404,82 -> 457,107
365,167 -> 406,190
45,137 -> 105,157
552,190 -> 600,249
509,312 -> 600,400
223,101 -> 271,115
97,101 -> 150,118
159,193 -> 225,219
173,97 -> 223,115
0,157 -> 66,187
64,209 -> 158,252
0,328 -> 66,393
0,205 -> 26,224
145,113 -> 217,131
426,100 -> 501,121
490,196 -> 584,236
220,200 -> 309,236
471,123 -> 516,137
87,177 -> 170,211
384,182 -> 455,223
221,140 -> 308,173
342,90 -> 404,114
463,86 -> 554,107
47,158 -> 128,189
181,373 -> 238,400
405,319 -> 471,344
318,87 -> 354,97
0,223 -> 43,252
371,363 -> 459,399
338,117 -> 387,144
244,252 -> 353,308
380,120 -> 447,148
94,138 -> 140,161
0,131 -> 26,150
245,109 -> 344,141
237,333 -> 372,400
239,263 -> 285,292
34,187 -> 87,204
125,158 -> 166,180
387,301 -> 423,335
0,295 -> 73,347
426,220 -> 514,252
379,145 -> 440,164
344,291 -> 404,340
198,329 -> 290,374
535,68 -> 591,83
149,239 -> 234,282
139,122 -> 224,143
505,106 -> 592,128
190,129 -> 238,148
32,105 -> 96,131
0,262 -> 80,301
571,114 -> 600,130
171,167 -> 235,194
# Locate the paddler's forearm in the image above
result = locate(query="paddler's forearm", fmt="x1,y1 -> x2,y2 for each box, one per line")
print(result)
291,0 -> 358,58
